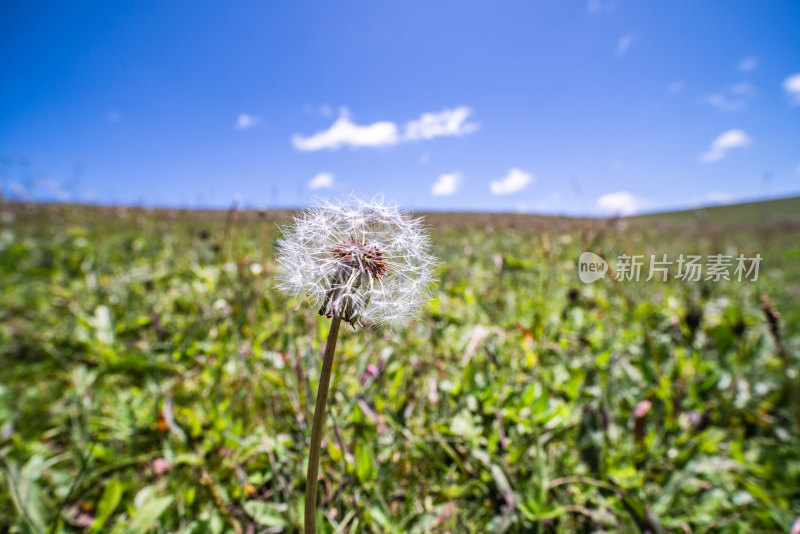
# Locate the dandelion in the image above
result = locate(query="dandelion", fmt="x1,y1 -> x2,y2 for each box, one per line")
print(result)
276,195 -> 436,330
275,195 -> 437,534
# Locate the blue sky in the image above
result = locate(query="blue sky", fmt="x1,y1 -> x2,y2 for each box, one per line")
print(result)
1,1 -> 799,215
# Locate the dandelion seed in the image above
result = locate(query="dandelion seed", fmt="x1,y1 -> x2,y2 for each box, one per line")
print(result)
275,195 -> 437,329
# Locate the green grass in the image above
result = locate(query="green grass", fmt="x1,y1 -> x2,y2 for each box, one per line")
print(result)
633,195 -> 800,226
1,199 -> 799,533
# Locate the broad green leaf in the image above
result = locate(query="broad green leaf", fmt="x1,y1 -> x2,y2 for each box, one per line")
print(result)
91,476 -> 124,531
124,494 -> 173,533
243,500 -> 287,527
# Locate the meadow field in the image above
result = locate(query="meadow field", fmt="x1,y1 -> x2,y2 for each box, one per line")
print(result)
1,199 -> 799,533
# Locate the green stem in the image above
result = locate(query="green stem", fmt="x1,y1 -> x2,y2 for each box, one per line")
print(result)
305,316 -> 342,534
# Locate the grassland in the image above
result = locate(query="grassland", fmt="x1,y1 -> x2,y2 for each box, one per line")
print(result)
1,197 -> 799,533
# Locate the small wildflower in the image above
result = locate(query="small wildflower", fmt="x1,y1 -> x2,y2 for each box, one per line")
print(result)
152,457 -> 171,476
276,195 -> 437,329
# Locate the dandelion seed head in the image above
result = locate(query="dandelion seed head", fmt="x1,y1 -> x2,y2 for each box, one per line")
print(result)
275,195 -> 437,329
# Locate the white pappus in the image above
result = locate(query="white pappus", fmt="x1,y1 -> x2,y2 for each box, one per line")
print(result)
275,195 -> 438,329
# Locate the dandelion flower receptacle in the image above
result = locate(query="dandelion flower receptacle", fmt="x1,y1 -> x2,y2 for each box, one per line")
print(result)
274,195 -> 437,534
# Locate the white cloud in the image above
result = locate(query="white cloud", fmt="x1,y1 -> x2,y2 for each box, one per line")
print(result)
616,34 -> 634,57
700,82 -> 757,112
587,0 -> 616,13
701,93 -> 746,113
704,191 -> 735,204
730,82 -> 756,96
292,107 -> 478,151
81,188 -> 98,202
292,114 -> 399,151
690,191 -> 736,207
431,172 -> 462,196
489,168 -> 534,195
308,172 -> 335,189
699,129 -> 752,163
41,177 -> 69,202
8,182 -> 29,200
666,82 -> 685,94
739,56 -> 758,72
597,191 -> 642,215
784,73 -> 800,105
532,192 -> 564,214
303,104 -> 333,116
404,106 -> 479,141
234,113 -> 261,130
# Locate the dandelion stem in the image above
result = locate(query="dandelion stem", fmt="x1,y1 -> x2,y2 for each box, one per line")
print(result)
304,316 -> 342,534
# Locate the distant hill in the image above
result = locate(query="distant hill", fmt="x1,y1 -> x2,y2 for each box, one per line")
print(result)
3,195 -> 799,230
633,195 -> 800,227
